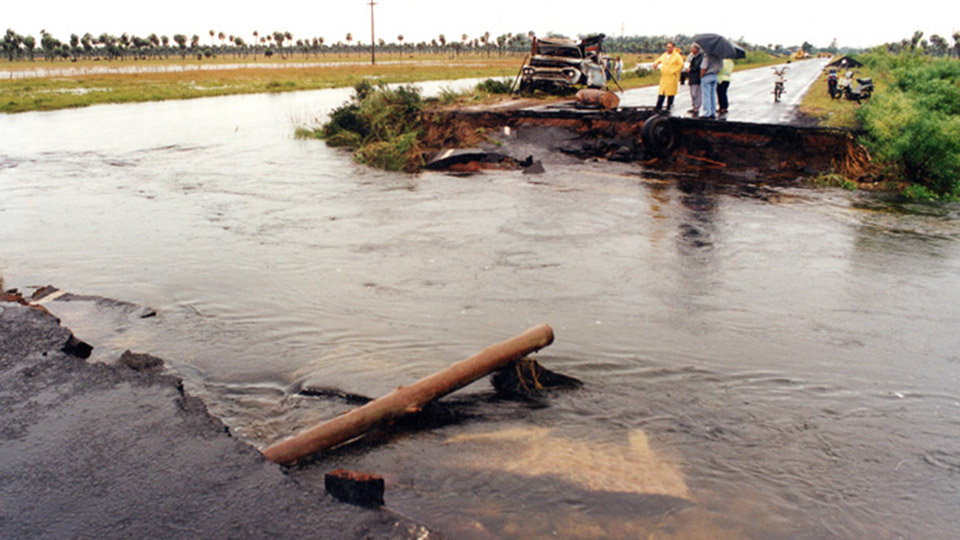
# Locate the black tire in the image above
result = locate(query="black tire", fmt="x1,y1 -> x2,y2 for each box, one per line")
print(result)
641,115 -> 676,157
859,89 -> 872,104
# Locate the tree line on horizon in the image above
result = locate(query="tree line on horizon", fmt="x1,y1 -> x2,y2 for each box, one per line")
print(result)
4,27 -> 959,64
0,27 -> 868,63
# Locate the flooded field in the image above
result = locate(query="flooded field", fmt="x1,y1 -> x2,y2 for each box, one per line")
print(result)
2,84 -> 959,539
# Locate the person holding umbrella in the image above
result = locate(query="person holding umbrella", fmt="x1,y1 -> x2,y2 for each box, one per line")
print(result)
652,41 -> 685,112
699,51 -> 722,119
692,34 -> 746,119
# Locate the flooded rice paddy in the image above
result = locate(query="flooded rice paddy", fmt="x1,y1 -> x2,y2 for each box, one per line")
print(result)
2,83 -> 960,539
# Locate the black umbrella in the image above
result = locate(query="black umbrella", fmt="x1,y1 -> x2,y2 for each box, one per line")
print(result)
692,33 -> 746,59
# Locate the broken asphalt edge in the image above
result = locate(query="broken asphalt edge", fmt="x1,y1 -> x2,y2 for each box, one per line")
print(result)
0,292 -> 436,539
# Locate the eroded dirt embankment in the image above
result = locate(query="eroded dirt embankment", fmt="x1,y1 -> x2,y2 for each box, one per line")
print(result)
0,293 -> 430,539
421,104 -> 874,181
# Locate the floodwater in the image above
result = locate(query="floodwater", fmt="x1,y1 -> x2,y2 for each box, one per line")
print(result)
2,84 -> 960,539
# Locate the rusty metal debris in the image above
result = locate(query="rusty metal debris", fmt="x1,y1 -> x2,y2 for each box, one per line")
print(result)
517,34 -> 611,94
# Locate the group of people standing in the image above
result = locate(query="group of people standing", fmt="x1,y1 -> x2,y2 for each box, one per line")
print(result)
651,41 -> 733,119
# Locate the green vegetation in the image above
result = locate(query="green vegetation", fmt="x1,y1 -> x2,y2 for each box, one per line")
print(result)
3,25 -> 864,67
302,80 -> 426,171
813,172 -> 858,190
856,51 -> 960,200
797,74 -> 867,130
799,41 -> 960,200
297,77 -> 517,171
0,59 -> 523,113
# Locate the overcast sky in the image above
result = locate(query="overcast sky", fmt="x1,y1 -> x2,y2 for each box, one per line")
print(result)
6,1 -> 958,50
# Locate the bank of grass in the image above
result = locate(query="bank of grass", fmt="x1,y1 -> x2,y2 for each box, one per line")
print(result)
799,52 -> 960,200
0,56 -> 523,113
856,52 -> 960,200
796,64 -> 883,129
296,78 -> 520,171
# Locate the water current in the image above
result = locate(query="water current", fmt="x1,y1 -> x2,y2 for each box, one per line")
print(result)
2,82 -> 959,539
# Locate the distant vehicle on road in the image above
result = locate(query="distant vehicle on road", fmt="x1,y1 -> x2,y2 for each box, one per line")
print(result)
772,67 -> 788,102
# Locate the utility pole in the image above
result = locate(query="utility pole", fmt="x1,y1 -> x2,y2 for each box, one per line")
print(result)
369,0 -> 377,65
620,22 -> 624,54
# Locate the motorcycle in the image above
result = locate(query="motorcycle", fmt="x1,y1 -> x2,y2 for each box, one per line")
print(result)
772,67 -> 788,103
837,70 -> 874,104
827,68 -> 839,99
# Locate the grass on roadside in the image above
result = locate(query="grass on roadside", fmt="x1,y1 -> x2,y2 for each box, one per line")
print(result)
295,77 -> 518,171
0,57 -> 523,113
797,67 -> 884,130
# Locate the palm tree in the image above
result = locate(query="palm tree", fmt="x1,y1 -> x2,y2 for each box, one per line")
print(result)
234,36 -> 246,58
252,31 -> 259,60
23,35 -> 36,61
397,34 -> 403,59
910,30 -> 923,51
120,33 -> 131,59
146,33 -> 158,59
209,29 -> 215,47
173,34 -> 188,59
346,32 -> 353,57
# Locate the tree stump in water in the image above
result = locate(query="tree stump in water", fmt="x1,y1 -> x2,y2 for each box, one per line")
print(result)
492,357 -> 582,398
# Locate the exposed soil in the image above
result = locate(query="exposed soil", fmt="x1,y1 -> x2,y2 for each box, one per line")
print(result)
420,103 -> 877,182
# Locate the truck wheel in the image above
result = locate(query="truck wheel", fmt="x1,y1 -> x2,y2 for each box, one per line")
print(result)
641,115 -> 676,157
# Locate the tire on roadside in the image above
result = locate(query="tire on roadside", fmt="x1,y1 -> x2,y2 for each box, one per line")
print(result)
641,115 -> 676,157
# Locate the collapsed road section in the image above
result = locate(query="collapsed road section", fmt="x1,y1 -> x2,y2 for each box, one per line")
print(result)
421,100 -> 873,180
0,293 -> 431,539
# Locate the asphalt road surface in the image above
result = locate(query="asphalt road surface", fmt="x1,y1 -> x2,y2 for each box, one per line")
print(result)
619,57 -> 831,124
0,300 -> 429,539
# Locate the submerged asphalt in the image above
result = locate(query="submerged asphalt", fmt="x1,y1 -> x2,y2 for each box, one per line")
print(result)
0,300 -> 431,539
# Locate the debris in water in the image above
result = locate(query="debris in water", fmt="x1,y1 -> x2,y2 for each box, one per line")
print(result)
325,468 -> 386,507
492,357 -> 582,398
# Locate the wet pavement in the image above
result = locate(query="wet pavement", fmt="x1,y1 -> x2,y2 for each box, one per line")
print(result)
619,58 -> 829,124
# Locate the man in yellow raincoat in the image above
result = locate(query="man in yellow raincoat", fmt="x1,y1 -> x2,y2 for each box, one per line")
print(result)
652,41 -> 685,111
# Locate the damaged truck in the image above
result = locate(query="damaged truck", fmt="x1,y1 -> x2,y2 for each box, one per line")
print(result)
518,34 -> 610,93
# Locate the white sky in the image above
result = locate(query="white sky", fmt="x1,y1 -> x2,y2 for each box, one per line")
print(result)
5,1 -> 958,50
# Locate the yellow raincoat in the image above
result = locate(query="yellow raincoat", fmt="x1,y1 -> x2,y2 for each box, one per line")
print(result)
653,50 -> 685,96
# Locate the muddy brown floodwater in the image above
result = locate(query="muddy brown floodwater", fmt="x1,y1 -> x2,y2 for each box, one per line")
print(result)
2,82 -> 960,539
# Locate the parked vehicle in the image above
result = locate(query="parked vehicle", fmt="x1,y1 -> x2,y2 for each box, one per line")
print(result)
518,34 -> 608,93
772,67 -> 788,103
837,70 -> 874,104
827,68 -> 839,99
